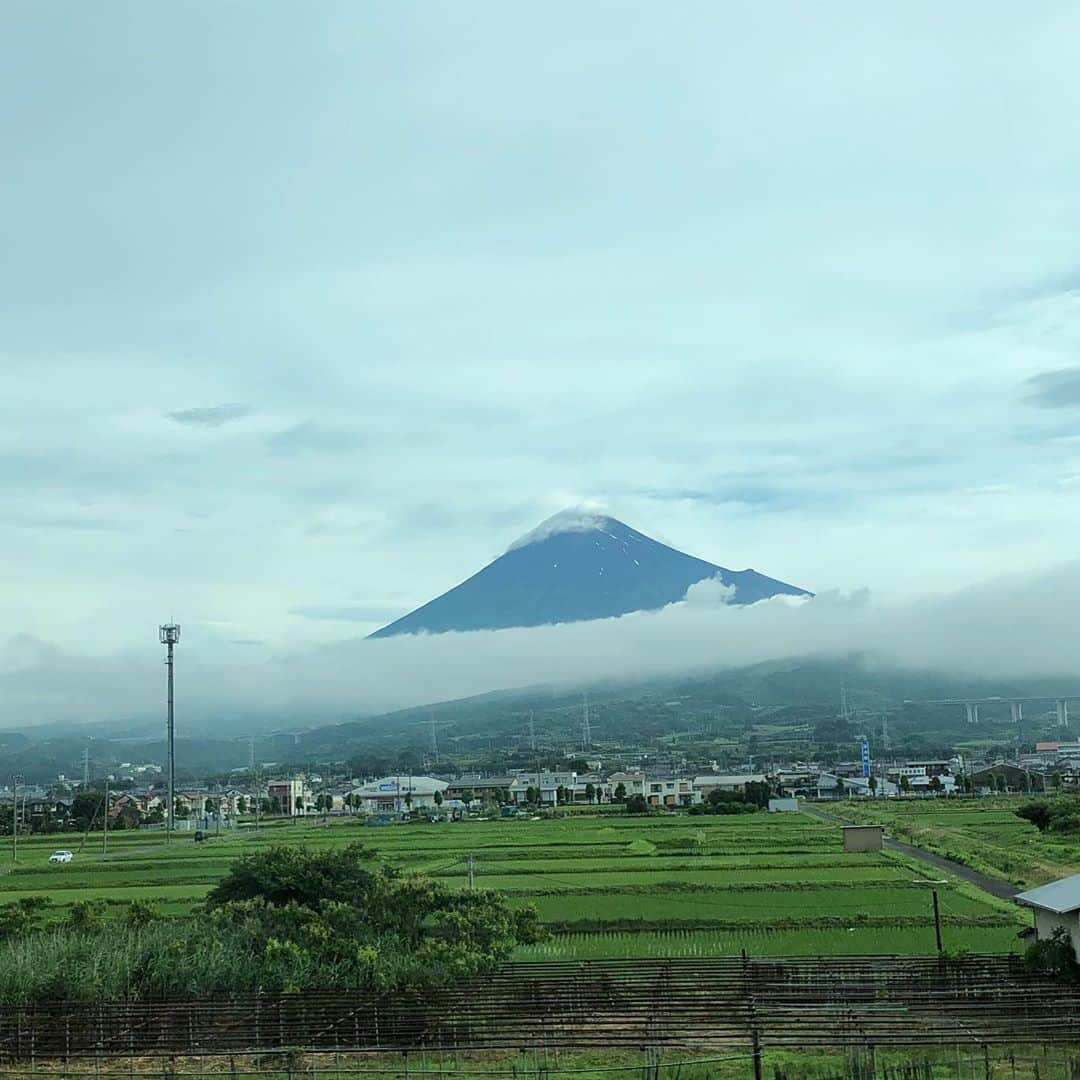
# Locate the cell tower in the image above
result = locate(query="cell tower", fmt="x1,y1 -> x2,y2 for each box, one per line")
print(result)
247,736 -> 255,770
840,683 -> 850,721
159,623 -> 181,843
528,711 -> 536,751
81,747 -> 90,787
581,694 -> 592,751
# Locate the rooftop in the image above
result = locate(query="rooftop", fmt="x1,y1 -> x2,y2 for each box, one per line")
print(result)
1015,874 -> 1080,915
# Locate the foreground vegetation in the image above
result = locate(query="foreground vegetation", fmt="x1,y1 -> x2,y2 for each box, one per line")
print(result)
0,844 -> 542,1003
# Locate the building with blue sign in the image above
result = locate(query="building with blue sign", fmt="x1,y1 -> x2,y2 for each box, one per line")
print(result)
351,775 -> 449,814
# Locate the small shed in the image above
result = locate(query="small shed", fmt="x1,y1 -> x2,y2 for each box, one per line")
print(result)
842,824 -> 884,852
1015,874 -> 1080,955
768,797 -> 799,813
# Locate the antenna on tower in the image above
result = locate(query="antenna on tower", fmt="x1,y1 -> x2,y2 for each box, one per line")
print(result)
840,683 -> 849,722
581,693 -> 592,751
528,711 -> 536,751
158,622 -> 181,844
429,710 -> 439,760
81,747 -> 90,788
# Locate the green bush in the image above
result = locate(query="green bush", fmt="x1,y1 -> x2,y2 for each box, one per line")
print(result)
0,845 -> 544,1004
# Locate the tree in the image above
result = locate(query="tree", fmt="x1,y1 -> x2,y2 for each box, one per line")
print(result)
585,782 -> 596,805
928,776 -> 943,795
1017,800 -> 1053,832
460,788 -> 475,805
525,785 -> 539,805
204,798 -> 215,816
207,843 -> 379,909
403,792 -> 413,811
835,776 -> 846,797
236,796 -> 247,815
899,775 -> 911,796
625,794 -> 649,814
868,776 -> 878,796
614,782 -> 627,802
433,790 -> 444,808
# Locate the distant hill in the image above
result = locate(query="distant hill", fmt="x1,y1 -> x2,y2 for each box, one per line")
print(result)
370,510 -> 811,637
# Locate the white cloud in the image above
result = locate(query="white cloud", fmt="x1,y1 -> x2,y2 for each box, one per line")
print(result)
4,559 -> 1080,729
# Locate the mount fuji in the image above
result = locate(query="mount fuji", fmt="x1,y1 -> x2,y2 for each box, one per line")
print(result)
369,511 -> 811,638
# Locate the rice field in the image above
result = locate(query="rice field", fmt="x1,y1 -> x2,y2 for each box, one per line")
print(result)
0,810 -> 1026,958
834,795 -> 1080,889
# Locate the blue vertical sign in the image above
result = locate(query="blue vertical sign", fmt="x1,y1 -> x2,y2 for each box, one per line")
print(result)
861,738 -> 871,779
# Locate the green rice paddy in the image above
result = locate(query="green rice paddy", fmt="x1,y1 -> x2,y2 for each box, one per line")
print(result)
0,809 -> 1025,958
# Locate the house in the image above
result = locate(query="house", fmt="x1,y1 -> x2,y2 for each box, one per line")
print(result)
443,775 -> 515,802
1015,874 -> 1080,956
351,776 -> 448,813
507,772 -> 577,806
693,774 -> 763,797
267,777 -> 307,815
645,775 -> 696,807
606,771 -> 646,799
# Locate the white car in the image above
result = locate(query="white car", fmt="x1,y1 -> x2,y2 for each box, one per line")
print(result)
48,850 -> 73,864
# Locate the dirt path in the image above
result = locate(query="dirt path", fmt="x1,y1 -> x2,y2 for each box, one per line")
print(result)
801,803 -> 1019,902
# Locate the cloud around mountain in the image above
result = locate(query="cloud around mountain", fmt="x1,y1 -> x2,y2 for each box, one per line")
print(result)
3,557 -> 1080,729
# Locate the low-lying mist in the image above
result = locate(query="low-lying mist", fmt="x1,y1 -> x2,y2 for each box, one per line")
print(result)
3,559 -> 1079,730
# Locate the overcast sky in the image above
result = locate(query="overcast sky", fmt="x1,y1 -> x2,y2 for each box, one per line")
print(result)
4,3 -> 1080,700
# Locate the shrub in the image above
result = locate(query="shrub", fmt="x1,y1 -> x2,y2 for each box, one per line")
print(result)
1024,926 -> 1080,981
0,845 -> 544,1004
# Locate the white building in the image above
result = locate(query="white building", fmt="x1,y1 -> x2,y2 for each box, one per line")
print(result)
606,771 -> 647,799
1016,875 -> 1080,956
508,772 -> 577,806
351,776 -> 448,814
693,774 -> 763,796
647,776 -> 697,807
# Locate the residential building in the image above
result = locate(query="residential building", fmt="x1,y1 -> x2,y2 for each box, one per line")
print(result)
508,772 -> 577,805
1016,874 -> 1080,956
646,775 -> 696,807
267,777 -> 307,815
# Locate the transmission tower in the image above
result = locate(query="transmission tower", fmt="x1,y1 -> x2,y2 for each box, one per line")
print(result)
528,711 -> 536,751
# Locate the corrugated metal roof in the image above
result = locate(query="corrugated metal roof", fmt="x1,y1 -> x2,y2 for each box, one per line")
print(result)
1015,873 -> 1080,914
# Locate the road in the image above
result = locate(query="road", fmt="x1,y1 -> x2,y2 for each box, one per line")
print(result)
801,802 -> 1019,902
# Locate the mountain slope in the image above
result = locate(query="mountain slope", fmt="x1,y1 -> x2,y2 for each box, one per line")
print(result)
370,511 -> 810,638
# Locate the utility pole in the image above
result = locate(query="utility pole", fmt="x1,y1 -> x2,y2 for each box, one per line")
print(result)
467,852 -> 476,890
11,775 -> 23,863
528,711 -> 536,752
932,889 -> 943,953
159,624 -> 180,844
102,777 -> 110,855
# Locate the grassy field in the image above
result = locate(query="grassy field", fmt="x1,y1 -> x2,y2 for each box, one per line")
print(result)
832,795 -> 1080,889
0,811 -> 1025,957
